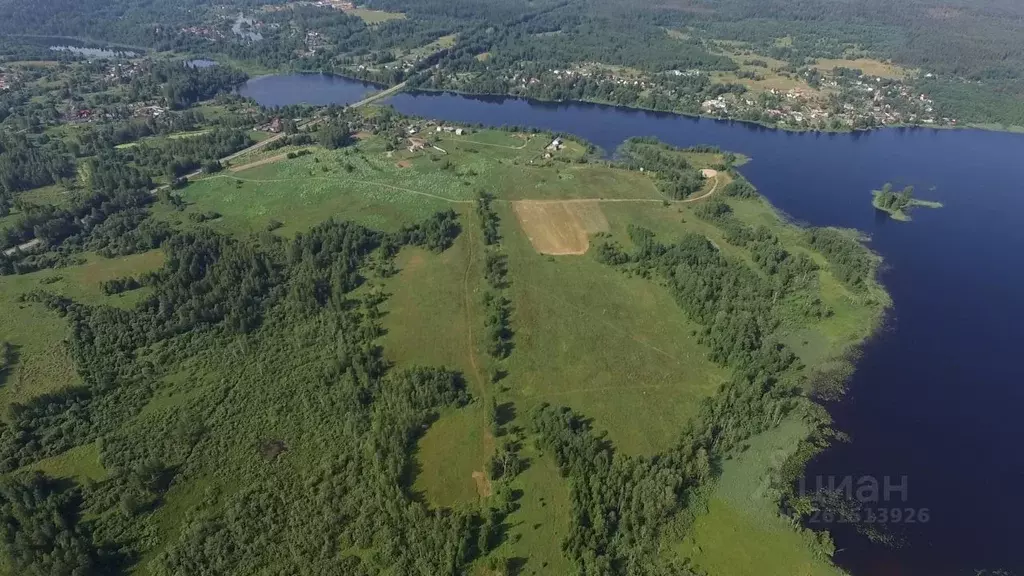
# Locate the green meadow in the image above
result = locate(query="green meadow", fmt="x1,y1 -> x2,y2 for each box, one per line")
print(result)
0,127 -> 886,575
0,250 -> 164,414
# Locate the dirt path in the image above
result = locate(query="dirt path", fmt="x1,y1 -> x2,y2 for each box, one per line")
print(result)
681,171 -> 722,203
449,136 -> 532,150
227,152 -> 290,173
460,216 -> 494,499
501,171 -> 721,205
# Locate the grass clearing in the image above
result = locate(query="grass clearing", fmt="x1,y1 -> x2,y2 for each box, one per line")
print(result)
813,57 -> 909,80
16,441 -> 107,483
412,404 -> 490,507
381,217 -> 496,509
489,444 -> 573,574
674,418 -> 844,576
344,7 -> 406,24
499,200 -> 727,456
0,250 -> 164,414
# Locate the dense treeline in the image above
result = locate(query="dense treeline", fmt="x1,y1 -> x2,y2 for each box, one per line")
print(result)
474,190 -> 513,359
0,473 -> 103,576
694,199 -> 822,296
0,187 -> 166,260
803,227 -> 874,290
617,138 -> 706,200
873,182 -> 914,213
0,133 -> 75,194
73,111 -> 207,156
126,61 -> 248,109
476,191 -> 501,245
100,128 -> 253,180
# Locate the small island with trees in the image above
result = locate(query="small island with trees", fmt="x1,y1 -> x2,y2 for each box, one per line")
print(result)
872,182 -> 943,221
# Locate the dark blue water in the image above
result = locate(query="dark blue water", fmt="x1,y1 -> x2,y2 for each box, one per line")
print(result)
237,73 -> 378,107
244,78 -> 1024,576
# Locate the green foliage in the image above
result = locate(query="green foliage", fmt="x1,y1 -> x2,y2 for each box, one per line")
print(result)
694,200 -> 821,294
476,191 -> 501,245
0,205 -> 480,573
722,176 -> 758,199
0,133 -> 75,194
317,119 -> 354,150
0,472 -> 100,576
618,138 -> 705,199
803,227 -> 874,290
483,290 -> 513,358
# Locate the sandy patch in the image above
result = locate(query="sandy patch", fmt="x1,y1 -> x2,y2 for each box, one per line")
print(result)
403,251 -> 425,273
512,200 -> 610,255
700,168 -> 718,178
396,160 -> 412,168
472,470 -> 493,497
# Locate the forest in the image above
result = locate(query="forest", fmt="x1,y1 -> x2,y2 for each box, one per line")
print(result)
0,206 -> 467,574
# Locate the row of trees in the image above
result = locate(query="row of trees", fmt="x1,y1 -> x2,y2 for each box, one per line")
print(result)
803,227 -> 874,290
476,192 -> 514,359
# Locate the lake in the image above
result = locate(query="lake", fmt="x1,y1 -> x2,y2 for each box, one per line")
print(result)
244,75 -> 1024,576
237,74 -> 379,108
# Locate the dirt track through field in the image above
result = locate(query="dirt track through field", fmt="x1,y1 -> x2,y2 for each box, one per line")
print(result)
460,219 -> 494,499
228,153 -> 290,173
512,200 -> 610,255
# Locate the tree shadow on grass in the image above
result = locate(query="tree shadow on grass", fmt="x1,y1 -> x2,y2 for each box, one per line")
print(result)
0,342 -> 20,388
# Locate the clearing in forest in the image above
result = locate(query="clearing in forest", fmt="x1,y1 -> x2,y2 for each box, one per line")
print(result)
511,200 -> 609,255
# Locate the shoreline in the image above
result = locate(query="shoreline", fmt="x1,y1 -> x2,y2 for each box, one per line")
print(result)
369,82 -> 1024,136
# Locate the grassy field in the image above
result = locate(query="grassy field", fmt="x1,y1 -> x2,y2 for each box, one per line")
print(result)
171,131 -> 657,236
380,230 -> 496,508
0,250 -> 164,415
674,417 -> 845,576
343,7 -> 406,24
16,441 -> 107,483
498,199 -> 727,455
813,57 -> 909,80
486,443 -> 573,575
